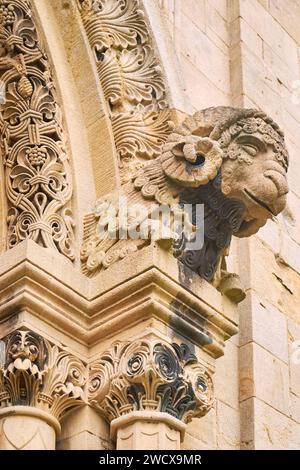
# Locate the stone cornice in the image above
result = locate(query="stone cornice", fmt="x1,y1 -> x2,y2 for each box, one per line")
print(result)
0,240 -> 238,357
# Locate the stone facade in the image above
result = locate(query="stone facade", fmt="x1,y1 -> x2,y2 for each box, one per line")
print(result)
0,0 -> 299,450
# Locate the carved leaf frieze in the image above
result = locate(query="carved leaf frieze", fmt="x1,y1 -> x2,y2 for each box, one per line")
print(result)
78,0 -> 171,166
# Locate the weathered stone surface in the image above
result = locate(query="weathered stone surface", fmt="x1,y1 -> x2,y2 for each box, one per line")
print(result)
185,408 -> 217,449
288,319 -> 300,398
215,339 -> 239,409
241,397 -> 300,450
239,291 -> 288,363
240,342 -> 290,415
216,401 -> 240,449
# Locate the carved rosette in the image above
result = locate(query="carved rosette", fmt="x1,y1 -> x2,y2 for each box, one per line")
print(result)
0,330 -> 87,421
88,340 -> 214,424
77,0 -> 173,180
0,0 -> 75,259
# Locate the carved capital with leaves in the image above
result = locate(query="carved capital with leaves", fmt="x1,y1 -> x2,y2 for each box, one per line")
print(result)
88,339 -> 214,425
0,330 -> 87,422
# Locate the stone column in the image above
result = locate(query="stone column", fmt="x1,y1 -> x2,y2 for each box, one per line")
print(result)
0,407 -> 59,450
0,329 -> 87,450
88,337 -> 214,450
111,412 -> 185,450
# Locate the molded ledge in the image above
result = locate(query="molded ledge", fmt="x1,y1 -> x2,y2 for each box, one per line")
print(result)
0,240 -> 238,358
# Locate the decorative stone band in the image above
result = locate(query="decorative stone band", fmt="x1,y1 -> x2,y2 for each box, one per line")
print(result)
77,0 -> 173,181
0,0 -> 75,259
88,339 -> 214,427
0,330 -> 87,423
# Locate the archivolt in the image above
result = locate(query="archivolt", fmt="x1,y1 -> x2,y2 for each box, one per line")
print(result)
77,0 -> 173,183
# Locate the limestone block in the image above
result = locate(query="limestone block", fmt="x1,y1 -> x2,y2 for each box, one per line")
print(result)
180,13 -> 230,93
216,401 -> 240,449
288,319 -> 300,397
258,0 -> 269,9
214,340 -> 239,409
281,192 -> 300,248
279,230 -> 300,276
230,18 -> 264,59
269,0 -> 300,45
260,42 -> 296,98
59,407 -> 109,443
181,0 -> 206,32
239,0 -> 299,72
57,431 -> 111,450
184,408 -> 217,449
239,342 -> 290,415
181,433 -> 216,450
242,397 -> 300,449
256,218 -> 281,254
239,237 -> 300,323
207,0 -> 227,20
290,393 -> 300,424
180,56 -> 230,111
239,291 -> 288,363
206,6 -> 229,46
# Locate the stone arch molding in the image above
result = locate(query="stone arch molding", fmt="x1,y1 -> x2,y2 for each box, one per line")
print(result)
0,0 -> 75,259
77,0 -> 173,183
0,0 -> 174,261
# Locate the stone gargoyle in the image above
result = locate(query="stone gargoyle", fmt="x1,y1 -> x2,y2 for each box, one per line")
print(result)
81,107 -> 289,301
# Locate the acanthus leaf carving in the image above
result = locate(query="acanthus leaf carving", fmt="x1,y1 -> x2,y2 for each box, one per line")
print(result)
78,0 -> 172,169
88,339 -> 214,424
0,329 -> 87,422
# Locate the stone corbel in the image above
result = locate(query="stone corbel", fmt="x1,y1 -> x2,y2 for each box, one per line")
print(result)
88,338 -> 213,450
0,329 -> 87,450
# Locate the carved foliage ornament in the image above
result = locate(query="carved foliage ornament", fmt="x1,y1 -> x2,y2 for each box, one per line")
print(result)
77,0 -> 173,179
81,107 -> 289,286
0,0 -> 75,258
88,340 -> 214,424
0,330 -> 86,421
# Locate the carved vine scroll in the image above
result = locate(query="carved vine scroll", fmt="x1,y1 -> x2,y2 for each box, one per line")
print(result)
0,0 -> 75,259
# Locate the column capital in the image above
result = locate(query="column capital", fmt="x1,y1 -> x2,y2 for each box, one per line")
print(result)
89,338 -> 214,428
0,329 -> 87,423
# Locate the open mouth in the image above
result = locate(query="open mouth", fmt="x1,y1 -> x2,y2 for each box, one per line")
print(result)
243,188 -> 274,215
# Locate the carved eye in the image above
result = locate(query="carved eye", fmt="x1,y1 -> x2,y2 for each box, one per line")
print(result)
189,154 -> 206,167
242,144 -> 258,156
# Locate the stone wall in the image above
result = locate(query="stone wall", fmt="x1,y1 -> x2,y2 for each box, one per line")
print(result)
146,0 -> 300,449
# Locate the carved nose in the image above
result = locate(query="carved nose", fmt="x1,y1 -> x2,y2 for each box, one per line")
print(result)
264,169 -> 289,197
